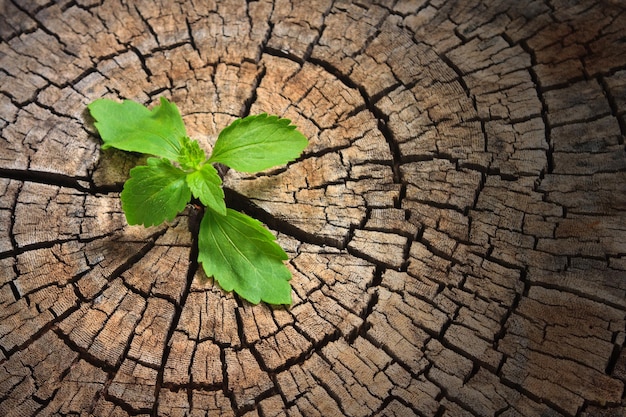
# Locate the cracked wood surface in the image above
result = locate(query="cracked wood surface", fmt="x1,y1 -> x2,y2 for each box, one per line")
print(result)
1,0 -> 626,416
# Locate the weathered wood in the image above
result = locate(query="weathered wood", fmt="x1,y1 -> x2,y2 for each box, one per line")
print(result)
1,0 -> 626,416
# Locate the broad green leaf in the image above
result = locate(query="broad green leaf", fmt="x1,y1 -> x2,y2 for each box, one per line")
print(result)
121,157 -> 191,226
88,97 -> 186,161
178,136 -> 206,171
208,113 -> 308,172
198,208 -> 292,305
186,163 -> 226,215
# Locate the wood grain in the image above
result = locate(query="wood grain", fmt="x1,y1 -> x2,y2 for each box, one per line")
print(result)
1,0 -> 625,416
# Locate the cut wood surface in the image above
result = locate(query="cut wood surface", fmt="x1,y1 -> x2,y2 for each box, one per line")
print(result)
1,0 -> 625,416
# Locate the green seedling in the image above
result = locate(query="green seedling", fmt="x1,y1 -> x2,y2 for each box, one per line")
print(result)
88,97 -> 308,305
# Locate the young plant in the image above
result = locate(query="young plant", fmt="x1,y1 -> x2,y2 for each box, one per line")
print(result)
88,97 -> 308,305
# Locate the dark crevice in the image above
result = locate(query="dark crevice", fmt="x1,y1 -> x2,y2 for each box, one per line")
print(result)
437,319 -> 504,372
398,153 -> 441,164
343,206 -> 369,251
371,335 -> 429,382
599,75 -> 626,146
466,174 -> 486,223
3,235 -> 88,261
492,271 -> 524,352
289,260 -> 325,300
463,361 -> 481,385
3,4 -> 626,417
400,228 -> 416,272
373,395 -> 428,417
548,110 -> 621,130
395,182 -> 407,209
53,322 -> 116,373
223,188 -> 344,250
270,333 -> 344,409
484,248 -> 526,274
438,53 -> 478,114
527,276 -> 626,312
221,347 -> 238,416
297,142 -> 354,165
2,301 -> 81,362
519,40 -> 554,176
129,45 -> 152,78
427,376 -> 491,417
103,388 -> 153,416
147,85 -> 170,101
236,386 -> 279,417
2,0 -> 41,41
9,1 -> 72,51
479,166 -> 521,182
151,207 -> 202,417
233,303 -> 249,347
59,0 -> 77,14
160,379 -> 223,394
302,0 -> 335,62
0,167 -> 91,193
352,284 -> 379,344
36,66 -> 100,107
239,62 -> 266,118
307,56 -> 404,187
370,81 -> 402,105
6,180 -> 22,293
264,46 -> 305,65
132,39 -> 199,58
496,367 -> 573,416
375,112 -> 403,185
185,17 -> 198,52
254,0 -> 276,62
8,279 -> 21,302
605,341 -> 622,376
76,229 -> 165,301
133,4 -> 160,47
251,338 -> 315,381
87,288 -> 154,380
401,152 -> 460,167
307,355 -> 351,417
85,368 -> 109,416
406,199 -> 466,216
473,111 -> 545,126
344,245 -> 402,271
506,315 -> 625,392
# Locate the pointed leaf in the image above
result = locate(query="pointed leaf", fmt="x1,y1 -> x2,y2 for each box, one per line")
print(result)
198,208 -> 292,305
208,113 -> 308,172
88,97 -> 186,160
121,157 -> 191,226
186,163 -> 226,215
178,136 -> 206,171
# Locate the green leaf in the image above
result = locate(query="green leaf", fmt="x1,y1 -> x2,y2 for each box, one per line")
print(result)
88,97 -> 186,161
178,136 -> 206,171
198,208 -> 292,305
208,113 -> 308,172
121,157 -> 191,226
186,163 -> 226,215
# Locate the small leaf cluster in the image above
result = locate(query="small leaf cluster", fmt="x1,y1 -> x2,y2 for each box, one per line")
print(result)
88,97 -> 308,305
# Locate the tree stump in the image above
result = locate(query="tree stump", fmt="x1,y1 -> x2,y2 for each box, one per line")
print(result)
1,1 -> 626,416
